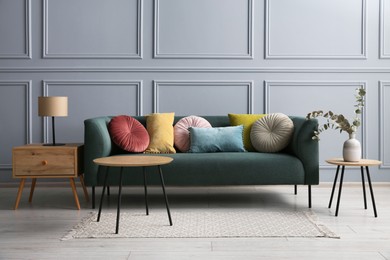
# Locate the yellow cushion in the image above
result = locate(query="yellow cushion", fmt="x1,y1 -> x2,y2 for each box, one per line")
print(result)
228,113 -> 266,151
144,113 -> 176,154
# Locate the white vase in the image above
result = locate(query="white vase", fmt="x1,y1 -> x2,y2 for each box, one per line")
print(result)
343,133 -> 361,162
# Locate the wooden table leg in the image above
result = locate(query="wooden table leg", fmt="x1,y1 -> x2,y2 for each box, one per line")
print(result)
69,178 -> 81,210
28,178 -> 37,203
14,178 -> 26,210
79,175 -> 89,202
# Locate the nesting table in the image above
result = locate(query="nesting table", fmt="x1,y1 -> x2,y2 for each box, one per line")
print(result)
93,155 -> 173,234
326,158 -> 381,217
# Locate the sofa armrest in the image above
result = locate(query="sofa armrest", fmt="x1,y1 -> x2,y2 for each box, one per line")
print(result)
83,116 -> 114,186
287,117 -> 319,185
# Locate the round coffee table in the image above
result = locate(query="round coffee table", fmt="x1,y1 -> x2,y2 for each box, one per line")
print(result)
93,155 -> 174,234
326,158 -> 381,217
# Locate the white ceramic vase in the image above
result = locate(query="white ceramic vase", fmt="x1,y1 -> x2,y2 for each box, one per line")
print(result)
343,132 -> 361,162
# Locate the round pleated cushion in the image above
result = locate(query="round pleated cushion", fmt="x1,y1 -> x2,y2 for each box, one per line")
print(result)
108,115 -> 150,153
250,113 -> 294,153
174,116 -> 212,152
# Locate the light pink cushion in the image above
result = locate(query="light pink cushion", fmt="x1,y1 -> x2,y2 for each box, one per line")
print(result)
174,116 -> 212,152
108,115 -> 150,153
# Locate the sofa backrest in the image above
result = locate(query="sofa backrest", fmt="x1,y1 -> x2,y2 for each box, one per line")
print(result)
132,115 -> 231,128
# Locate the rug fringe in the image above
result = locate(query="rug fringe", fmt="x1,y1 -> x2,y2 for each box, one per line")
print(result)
61,212 -> 96,241
305,211 -> 340,239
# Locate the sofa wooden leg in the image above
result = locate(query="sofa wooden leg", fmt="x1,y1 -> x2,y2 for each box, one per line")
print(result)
294,185 -> 297,195
308,185 -> 312,208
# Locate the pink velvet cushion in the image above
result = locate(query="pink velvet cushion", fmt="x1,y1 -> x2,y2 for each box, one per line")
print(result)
108,115 -> 150,152
174,116 -> 212,152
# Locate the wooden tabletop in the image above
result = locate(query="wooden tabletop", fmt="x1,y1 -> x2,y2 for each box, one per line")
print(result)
93,155 -> 173,167
326,158 -> 381,167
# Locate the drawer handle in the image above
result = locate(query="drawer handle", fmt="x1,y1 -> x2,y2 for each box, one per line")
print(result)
41,160 -> 48,166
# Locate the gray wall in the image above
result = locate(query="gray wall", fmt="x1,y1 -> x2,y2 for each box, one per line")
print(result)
1,0 -> 390,183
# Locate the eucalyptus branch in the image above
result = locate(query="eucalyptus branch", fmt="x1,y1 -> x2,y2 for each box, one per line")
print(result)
306,87 -> 366,140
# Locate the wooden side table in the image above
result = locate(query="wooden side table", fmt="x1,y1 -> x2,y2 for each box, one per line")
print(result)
12,143 -> 89,210
93,155 -> 173,234
326,158 -> 381,217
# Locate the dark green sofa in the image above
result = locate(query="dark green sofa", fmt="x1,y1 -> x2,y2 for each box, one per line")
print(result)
84,116 -> 319,208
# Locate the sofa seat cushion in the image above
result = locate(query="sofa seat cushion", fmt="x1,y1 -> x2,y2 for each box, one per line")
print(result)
97,152 -> 305,186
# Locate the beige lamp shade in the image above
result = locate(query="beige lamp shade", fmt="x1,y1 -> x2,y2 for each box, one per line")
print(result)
38,96 -> 68,117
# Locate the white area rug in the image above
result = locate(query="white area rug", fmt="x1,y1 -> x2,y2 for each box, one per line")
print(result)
62,209 -> 339,240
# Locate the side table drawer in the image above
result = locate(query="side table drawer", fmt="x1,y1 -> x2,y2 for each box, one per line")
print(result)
13,148 -> 76,177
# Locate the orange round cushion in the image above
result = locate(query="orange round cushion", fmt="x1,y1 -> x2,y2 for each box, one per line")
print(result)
108,115 -> 150,152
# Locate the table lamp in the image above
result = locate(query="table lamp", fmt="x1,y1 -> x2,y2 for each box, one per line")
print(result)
38,96 -> 68,146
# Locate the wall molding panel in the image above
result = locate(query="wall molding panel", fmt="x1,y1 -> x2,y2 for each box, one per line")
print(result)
265,0 -> 367,59
153,80 -> 253,113
154,0 -> 253,59
42,0 -> 143,59
0,0 -> 31,59
265,81 -> 367,169
42,80 -> 142,143
0,81 -> 31,169
380,0 -> 390,59
379,81 -> 390,168
43,80 -> 143,114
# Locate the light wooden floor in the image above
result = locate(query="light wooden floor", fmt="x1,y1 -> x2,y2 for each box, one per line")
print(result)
0,182 -> 389,260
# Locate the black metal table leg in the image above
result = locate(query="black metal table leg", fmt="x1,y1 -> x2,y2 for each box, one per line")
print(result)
294,185 -> 297,195
335,166 -> 345,216
365,166 -> 378,217
360,166 -> 367,209
158,166 -> 172,226
97,166 -> 109,222
308,185 -> 311,208
143,166 -> 149,215
92,186 -> 95,209
115,167 -> 124,234
328,165 -> 340,209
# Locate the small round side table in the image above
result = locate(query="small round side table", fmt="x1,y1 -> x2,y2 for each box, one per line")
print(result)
326,158 -> 381,217
93,155 -> 174,234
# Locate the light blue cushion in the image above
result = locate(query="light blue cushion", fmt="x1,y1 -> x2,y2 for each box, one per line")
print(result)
188,125 -> 245,153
